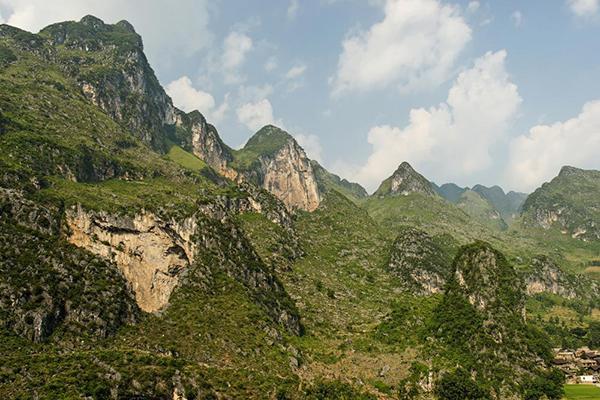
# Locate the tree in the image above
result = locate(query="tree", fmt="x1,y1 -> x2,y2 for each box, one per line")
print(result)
588,321 -> 600,348
434,368 -> 490,400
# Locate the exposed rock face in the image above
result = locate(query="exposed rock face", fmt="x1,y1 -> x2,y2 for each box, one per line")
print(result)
451,242 -> 525,317
174,110 -> 236,178
38,16 -> 178,150
66,207 -> 197,312
522,166 -> 600,241
260,140 -> 321,211
387,227 -> 452,295
525,255 -> 599,300
374,162 -> 437,197
235,126 -> 321,212
0,191 -> 138,342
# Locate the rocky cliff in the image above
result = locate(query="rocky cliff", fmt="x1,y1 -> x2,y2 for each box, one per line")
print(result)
374,162 -> 437,197
232,125 -> 321,211
522,166 -> 600,241
387,227 -> 453,295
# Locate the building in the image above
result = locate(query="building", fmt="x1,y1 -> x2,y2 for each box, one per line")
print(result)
577,375 -> 598,384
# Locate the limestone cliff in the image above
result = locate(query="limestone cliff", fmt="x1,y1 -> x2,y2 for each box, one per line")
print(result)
66,207 -> 197,312
387,227 -> 453,295
525,255 -> 599,300
522,166 -> 600,241
173,110 -> 236,179
39,15 -> 177,151
232,125 -> 321,211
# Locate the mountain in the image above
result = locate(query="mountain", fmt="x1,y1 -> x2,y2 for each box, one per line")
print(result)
230,125 -> 322,211
311,160 -> 368,203
373,161 -> 438,197
522,166 -> 600,241
434,182 -> 465,203
472,184 -> 528,222
0,15 -> 597,399
456,189 -> 508,231
434,182 -> 528,224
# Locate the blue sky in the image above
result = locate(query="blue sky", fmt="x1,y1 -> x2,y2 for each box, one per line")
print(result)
1,0 -> 600,193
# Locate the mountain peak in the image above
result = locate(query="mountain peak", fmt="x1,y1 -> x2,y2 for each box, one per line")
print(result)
374,162 -> 437,197
80,15 -> 105,29
243,125 -> 296,157
558,165 -> 583,177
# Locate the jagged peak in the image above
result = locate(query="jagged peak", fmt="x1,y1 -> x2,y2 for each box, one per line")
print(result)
374,161 -> 437,197
115,20 -> 136,33
80,15 -> 106,29
243,125 -> 298,157
558,165 -> 584,177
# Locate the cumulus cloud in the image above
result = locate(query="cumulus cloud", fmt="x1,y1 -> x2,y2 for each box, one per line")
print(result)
285,64 -> 307,79
264,56 -> 278,72
287,0 -> 299,20
222,31 -> 253,84
505,101 -> 600,191
236,99 -> 282,132
344,50 -> 521,192
165,76 -> 228,124
330,0 -> 471,96
467,1 -> 480,13
511,10 -> 523,27
567,0 -> 599,16
0,0 -> 213,76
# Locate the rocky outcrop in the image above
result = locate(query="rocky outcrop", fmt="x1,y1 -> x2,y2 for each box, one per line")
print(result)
39,16 -> 177,150
387,227 -> 452,295
525,255 -> 599,300
66,207 -> 197,312
260,140 -> 321,211
374,162 -> 437,197
451,242 -> 525,317
522,166 -> 600,241
234,126 -> 321,212
173,110 -> 236,178
0,192 -> 138,342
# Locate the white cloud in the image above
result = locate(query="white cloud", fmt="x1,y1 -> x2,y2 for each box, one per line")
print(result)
295,133 -> 323,162
567,0 -> 599,16
330,0 -> 471,96
222,31 -> 253,84
0,0 -> 213,75
287,0 -> 299,20
344,50 -> 521,192
236,99 -> 282,132
165,76 -> 228,124
264,56 -> 278,72
505,101 -> 600,191
511,10 -> 523,27
467,1 -> 480,13
285,64 -> 307,79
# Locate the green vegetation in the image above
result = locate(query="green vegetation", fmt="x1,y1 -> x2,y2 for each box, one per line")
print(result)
231,125 -> 293,171
165,143 -> 207,171
563,384 -> 600,399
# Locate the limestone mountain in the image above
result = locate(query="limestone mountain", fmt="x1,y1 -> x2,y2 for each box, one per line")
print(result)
373,161 -> 438,197
434,182 -> 528,224
456,189 -> 508,231
387,227 -> 455,295
433,182 -> 465,203
230,125 -> 322,211
311,160 -> 368,203
1,15 -> 598,400
522,165 -> 600,241
472,184 -> 528,223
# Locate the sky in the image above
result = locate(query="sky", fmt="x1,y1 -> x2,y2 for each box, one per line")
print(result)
1,0 -> 600,193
